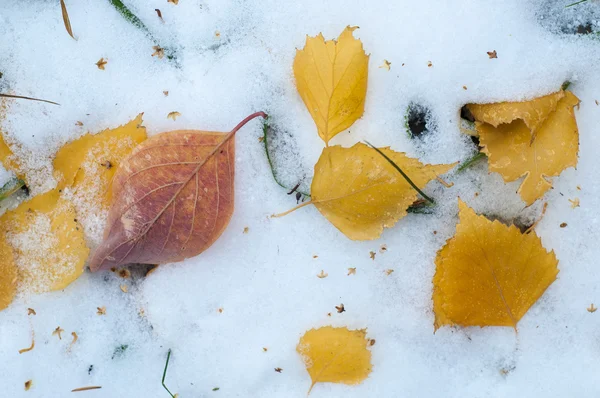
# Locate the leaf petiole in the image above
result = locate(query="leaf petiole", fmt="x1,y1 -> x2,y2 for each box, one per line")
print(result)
364,141 -> 435,204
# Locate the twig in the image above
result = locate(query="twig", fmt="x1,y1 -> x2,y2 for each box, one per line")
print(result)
0,93 -> 59,105
72,386 -> 102,392
364,141 -> 435,204
162,349 -> 176,398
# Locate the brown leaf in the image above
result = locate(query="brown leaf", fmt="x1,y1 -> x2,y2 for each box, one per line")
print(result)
167,0 -> 179,4
120,284 -> 128,293
89,112 -> 267,271
25,380 -> 32,391
317,270 -> 328,278
60,0 -> 76,40
163,91 -> 169,96
53,326 -> 64,340
155,9 -> 164,22
335,304 -> 345,313
97,306 -> 106,315
152,46 -> 165,59
27,308 -> 36,315
347,267 -> 356,276
96,58 -> 107,70
587,304 -> 597,313
167,111 -> 181,121
487,50 -> 497,59
369,251 -> 376,260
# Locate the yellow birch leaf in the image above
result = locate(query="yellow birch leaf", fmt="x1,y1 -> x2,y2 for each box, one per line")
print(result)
433,199 -> 558,331
1,189 -> 89,292
467,91 -> 565,134
297,326 -> 372,394
0,233 -> 18,311
53,114 -> 147,207
293,26 -> 369,145
300,143 -> 454,240
476,91 -> 579,205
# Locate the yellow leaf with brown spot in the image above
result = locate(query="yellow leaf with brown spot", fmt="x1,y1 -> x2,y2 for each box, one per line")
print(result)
0,233 -> 17,311
475,91 -> 579,205
467,91 -> 564,134
293,26 -> 369,145
1,189 -> 89,292
288,143 -> 454,240
297,326 -> 372,394
433,200 -> 558,331
53,114 -> 147,207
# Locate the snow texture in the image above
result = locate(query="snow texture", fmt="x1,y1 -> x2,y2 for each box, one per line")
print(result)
1,0 -> 600,396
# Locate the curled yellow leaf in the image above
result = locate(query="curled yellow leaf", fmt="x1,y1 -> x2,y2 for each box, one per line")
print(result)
286,143 -> 454,240
293,26 -> 369,145
433,200 -> 559,331
475,91 -> 579,205
297,326 -> 372,394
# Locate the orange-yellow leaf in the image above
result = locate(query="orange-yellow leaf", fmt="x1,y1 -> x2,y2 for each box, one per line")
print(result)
293,26 -> 369,145
475,91 -> 579,205
297,326 -> 372,394
53,114 -> 147,207
301,143 -> 454,240
1,189 -> 89,292
433,200 -> 558,331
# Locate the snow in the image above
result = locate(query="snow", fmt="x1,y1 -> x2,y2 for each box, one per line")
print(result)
1,0 -> 600,396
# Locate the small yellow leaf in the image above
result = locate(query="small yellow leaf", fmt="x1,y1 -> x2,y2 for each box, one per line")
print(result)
1,189 -> 89,293
475,91 -> 579,205
467,91 -> 565,134
293,26 -> 369,144
53,114 -> 147,208
433,200 -> 559,331
309,143 -> 454,240
297,326 -> 372,394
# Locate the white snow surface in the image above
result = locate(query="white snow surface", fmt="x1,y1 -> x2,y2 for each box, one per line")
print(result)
1,0 -> 600,397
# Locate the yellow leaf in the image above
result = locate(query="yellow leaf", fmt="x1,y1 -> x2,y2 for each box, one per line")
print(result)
293,26 -> 369,145
467,91 -> 564,134
475,91 -> 579,205
433,200 -> 558,331
0,233 -> 17,311
308,143 -> 454,240
53,114 -> 147,207
297,326 -> 372,394
1,189 -> 89,292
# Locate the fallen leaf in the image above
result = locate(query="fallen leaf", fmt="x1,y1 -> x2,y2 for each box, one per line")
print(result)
433,200 -> 558,330
472,91 -> 579,205
274,367 -> 283,373
25,380 -> 32,391
167,0 -> 178,4
379,60 -> 391,70
155,9 -> 164,22
587,304 -> 596,313
75,121 -> 83,126
560,222 -> 567,228
243,226 -> 249,233
152,46 -> 165,59
53,114 -> 147,209
293,26 -> 369,144
53,326 -> 64,340
27,308 -> 36,315
1,189 -> 89,292
163,91 -> 169,96
89,112 -> 266,271
335,304 -> 345,313
120,284 -> 128,293
347,267 -> 356,275
487,50 -> 497,59
317,270 -> 328,279
297,326 -> 372,394
167,111 -> 181,121
427,61 -> 432,67
384,269 -> 394,276
60,0 -> 76,40
263,347 -> 268,352
97,306 -> 106,315
276,143 -> 454,240
369,251 -> 376,260
569,198 -> 580,209
95,58 -> 107,70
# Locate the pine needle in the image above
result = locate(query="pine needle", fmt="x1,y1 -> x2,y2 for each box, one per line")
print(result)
162,349 -> 176,397
0,93 -> 59,105
60,0 -> 76,40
